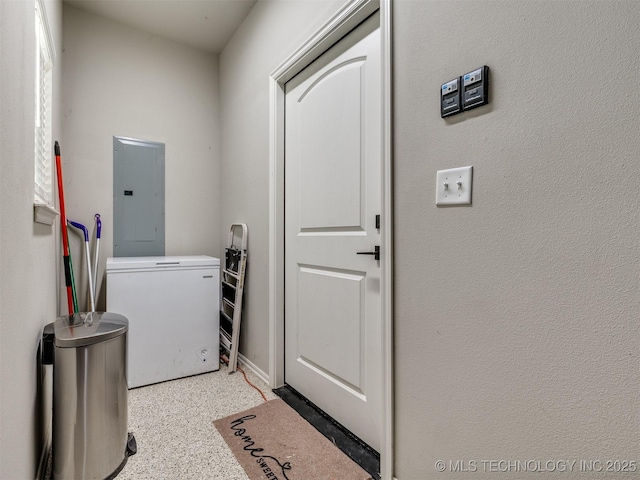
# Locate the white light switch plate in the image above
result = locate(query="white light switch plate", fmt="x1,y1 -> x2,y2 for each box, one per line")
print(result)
436,166 -> 473,206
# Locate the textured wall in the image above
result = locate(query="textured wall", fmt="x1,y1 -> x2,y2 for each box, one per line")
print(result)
219,0 -> 348,373
393,1 -> 640,478
0,0 -> 62,477
62,5 -> 221,310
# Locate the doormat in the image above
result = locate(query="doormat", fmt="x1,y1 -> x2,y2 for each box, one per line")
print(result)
273,385 -> 380,480
213,399 -> 374,480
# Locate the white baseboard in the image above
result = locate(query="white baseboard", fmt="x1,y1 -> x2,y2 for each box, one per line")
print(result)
237,352 -> 270,386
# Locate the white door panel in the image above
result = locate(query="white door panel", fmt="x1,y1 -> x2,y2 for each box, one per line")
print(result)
285,14 -> 381,451
297,59 -> 365,231
297,264 -> 365,391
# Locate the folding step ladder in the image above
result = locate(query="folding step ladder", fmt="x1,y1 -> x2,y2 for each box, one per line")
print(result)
220,223 -> 247,373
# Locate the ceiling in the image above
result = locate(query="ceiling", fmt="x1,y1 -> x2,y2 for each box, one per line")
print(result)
64,0 -> 258,53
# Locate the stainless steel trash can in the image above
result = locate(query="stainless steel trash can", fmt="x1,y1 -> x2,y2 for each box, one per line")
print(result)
43,312 -> 136,479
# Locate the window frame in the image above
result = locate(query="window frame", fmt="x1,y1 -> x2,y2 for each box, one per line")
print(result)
33,0 -> 58,225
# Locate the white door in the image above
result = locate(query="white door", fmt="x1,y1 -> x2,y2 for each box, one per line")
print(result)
284,15 -> 381,451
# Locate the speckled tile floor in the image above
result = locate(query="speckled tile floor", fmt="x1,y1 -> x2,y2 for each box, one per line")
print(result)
117,362 -> 278,479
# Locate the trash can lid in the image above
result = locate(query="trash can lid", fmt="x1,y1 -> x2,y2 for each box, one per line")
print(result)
53,312 -> 128,348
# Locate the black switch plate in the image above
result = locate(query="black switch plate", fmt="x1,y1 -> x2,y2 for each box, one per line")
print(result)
462,65 -> 489,111
441,77 -> 462,118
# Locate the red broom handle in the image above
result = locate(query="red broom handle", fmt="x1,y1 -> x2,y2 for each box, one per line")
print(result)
55,141 -> 74,314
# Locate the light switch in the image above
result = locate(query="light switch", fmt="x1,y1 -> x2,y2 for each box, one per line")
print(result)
436,166 -> 473,206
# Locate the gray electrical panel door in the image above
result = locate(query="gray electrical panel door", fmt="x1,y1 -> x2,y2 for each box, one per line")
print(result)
113,136 -> 165,257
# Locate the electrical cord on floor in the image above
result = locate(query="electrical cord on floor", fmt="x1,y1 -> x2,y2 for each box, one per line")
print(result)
220,355 -> 268,403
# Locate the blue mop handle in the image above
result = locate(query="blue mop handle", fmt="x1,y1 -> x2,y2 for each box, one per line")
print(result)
68,219 -> 96,312
92,214 -> 102,302
68,220 -> 89,241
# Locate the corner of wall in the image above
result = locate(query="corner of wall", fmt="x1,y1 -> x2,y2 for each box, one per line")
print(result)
0,0 -> 61,477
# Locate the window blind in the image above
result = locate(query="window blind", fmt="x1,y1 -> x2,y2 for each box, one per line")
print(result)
34,1 -> 53,205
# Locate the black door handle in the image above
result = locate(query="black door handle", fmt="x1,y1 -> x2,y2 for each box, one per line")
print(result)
357,246 -> 380,261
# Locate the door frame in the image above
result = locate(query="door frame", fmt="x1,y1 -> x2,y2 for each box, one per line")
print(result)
268,0 -> 393,477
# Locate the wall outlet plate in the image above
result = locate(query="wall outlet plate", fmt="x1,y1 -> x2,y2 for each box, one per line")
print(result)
436,166 -> 473,206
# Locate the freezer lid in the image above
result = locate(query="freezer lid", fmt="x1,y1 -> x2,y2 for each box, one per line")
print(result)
53,312 -> 128,348
106,255 -> 220,271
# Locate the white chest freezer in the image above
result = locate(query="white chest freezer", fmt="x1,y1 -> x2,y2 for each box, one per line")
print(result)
106,255 -> 220,388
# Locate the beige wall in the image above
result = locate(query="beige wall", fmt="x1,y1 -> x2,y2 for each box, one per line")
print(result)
0,0 -> 62,477
219,0 -> 349,372
3,1 -> 639,477
62,5 -> 221,310
393,1 -> 640,478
